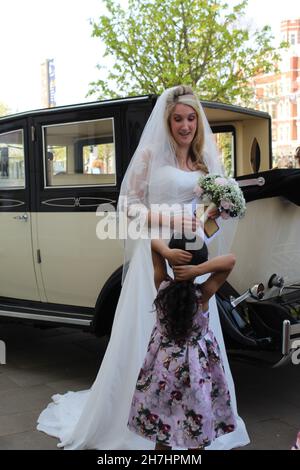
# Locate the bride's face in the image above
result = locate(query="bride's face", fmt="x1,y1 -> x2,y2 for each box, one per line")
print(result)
169,103 -> 197,148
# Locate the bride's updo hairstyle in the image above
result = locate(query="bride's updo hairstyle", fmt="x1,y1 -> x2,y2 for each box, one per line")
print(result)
165,85 -> 208,174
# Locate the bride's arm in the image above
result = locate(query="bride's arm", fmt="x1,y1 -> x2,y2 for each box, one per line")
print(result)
125,149 -> 172,228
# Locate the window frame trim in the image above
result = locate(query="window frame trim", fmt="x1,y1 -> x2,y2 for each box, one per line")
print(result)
42,117 -> 117,189
211,124 -> 237,178
0,128 -> 26,191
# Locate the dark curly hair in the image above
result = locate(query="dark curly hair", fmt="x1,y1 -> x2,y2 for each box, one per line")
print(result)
154,234 -> 208,342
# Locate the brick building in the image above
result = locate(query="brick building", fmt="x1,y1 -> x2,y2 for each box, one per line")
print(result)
253,19 -> 300,167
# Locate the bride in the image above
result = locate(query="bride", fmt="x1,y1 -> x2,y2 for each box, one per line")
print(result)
37,85 -> 250,450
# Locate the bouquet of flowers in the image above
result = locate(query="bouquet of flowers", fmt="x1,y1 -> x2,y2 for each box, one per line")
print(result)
194,174 -> 246,218
193,174 -> 246,237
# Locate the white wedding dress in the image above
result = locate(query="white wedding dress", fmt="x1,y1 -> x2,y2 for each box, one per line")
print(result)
37,167 -> 250,450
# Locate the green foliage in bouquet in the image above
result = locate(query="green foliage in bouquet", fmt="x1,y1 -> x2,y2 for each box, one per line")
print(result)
195,175 -> 246,219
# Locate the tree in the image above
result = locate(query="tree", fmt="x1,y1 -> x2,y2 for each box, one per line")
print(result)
88,0 -> 287,105
0,102 -> 10,117
217,132 -> 233,176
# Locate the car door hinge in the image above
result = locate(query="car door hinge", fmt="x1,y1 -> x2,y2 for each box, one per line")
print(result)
37,249 -> 42,264
31,125 -> 36,142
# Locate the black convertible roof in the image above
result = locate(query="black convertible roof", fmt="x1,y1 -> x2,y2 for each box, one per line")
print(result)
238,169 -> 300,206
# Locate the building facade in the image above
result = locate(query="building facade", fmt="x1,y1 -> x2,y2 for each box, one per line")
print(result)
253,19 -> 300,167
41,59 -> 56,109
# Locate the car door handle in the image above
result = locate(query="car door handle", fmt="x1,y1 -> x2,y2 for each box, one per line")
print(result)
13,213 -> 28,222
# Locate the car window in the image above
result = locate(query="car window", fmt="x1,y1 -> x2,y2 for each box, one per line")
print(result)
43,118 -> 116,187
0,129 -> 25,189
213,126 -> 235,178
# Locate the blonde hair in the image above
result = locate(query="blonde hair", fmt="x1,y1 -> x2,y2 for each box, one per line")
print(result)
165,85 -> 208,173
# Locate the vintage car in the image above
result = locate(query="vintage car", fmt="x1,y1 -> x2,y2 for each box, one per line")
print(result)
218,168 -> 300,366
0,95 -> 299,366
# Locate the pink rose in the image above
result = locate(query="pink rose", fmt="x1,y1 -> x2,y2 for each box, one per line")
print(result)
149,413 -> 159,424
220,199 -> 232,210
215,177 -> 227,186
221,211 -> 230,220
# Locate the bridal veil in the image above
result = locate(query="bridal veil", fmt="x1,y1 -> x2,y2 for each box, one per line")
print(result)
37,86 -> 249,450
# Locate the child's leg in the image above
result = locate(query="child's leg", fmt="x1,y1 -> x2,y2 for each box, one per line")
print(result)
155,442 -> 171,450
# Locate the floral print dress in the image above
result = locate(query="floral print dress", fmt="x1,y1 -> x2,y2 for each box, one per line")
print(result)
128,280 -> 236,448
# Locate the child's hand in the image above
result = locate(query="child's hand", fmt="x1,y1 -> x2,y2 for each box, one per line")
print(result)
173,265 -> 199,281
166,248 -> 192,266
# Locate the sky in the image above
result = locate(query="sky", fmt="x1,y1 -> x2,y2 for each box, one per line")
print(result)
0,0 -> 299,114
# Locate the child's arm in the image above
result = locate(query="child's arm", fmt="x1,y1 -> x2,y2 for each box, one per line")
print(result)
173,254 -> 236,304
151,239 -> 192,266
151,246 -> 168,290
173,255 -> 235,280
200,255 -> 235,304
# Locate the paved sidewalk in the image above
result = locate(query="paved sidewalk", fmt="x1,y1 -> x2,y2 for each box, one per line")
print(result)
0,323 -> 299,450
231,357 -> 300,450
0,324 -> 107,450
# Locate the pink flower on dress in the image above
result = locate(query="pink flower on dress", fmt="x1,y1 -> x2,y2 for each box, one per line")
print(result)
158,380 -> 167,391
170,390 -> 182,402
148,413 -> 159,425
194,414 -> 203,425
161,424 -> 171,434
225,424 -> 235,433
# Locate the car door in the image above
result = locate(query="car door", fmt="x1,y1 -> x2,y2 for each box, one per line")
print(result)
0,119 -> 40,301
33,107 -> 124,307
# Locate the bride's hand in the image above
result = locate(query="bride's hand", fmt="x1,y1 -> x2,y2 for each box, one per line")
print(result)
173,265 -> 198,281
165,248 -> 192,266
206,207 -> 219,220
171,213 -> 201,233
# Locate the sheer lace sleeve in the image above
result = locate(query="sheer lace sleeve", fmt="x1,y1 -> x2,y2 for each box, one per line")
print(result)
126,148 -> 152,208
